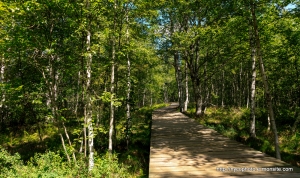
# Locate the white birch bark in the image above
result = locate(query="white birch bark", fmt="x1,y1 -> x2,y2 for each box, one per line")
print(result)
143,89 -> 146,106
86,32 -> 94,171
85,31 -> 94,170
126,9 -> 131,149
126,57 -> 131,148
249,24 -> 256,138
251,1 -> 281,159
0,56 -> 5,108
184,62 -> 189,112
267,114 -> 271,131
109,61 -> 115,154
59,134 -> 71,163
85,0 -> 94,170
62,122 -> 76,163
109,0 -> 117,154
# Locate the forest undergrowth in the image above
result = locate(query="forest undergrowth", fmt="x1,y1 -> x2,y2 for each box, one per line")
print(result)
186,105 -> 300,168
0,103 -> 167,177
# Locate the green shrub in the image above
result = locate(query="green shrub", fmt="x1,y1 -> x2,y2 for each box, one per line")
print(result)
0,148 -> 132,178
90,153 -> 132,178
0,146 -> 22,177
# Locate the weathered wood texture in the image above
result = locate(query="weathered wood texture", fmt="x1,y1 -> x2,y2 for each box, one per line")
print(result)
149,103 -> 300,177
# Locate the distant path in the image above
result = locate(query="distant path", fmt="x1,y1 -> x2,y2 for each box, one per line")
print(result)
149,103 -> 300,177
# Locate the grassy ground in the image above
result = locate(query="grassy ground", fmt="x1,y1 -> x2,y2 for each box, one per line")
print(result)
185,105 -> 300,168
0,103 -> 168,177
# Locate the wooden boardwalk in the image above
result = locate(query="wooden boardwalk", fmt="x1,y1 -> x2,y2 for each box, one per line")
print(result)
149,103 -> 300,177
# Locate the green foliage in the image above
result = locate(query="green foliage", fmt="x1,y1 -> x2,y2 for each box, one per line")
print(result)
100,91 -> 112,103
0,103 -> 167,177
281,132 -> 300,154
0,146 -> 22,176
91,153 -> 132,178
0,149 -> 132,178
99,91 -> 124,107
261,140 -> 272,153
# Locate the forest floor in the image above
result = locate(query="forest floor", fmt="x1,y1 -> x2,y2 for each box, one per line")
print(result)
0,104 -> 168,177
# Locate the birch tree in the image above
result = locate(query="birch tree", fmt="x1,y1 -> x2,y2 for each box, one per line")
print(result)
84,0 -> 94,170
250,0 -> 281,159
249,21 -> 257,138
108,0 -> 117,154
125,3 -> 131,149
183,61 -> 189,112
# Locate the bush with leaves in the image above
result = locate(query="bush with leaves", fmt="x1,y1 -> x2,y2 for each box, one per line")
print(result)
0,146 -> 23,177
0,147 -> 132,178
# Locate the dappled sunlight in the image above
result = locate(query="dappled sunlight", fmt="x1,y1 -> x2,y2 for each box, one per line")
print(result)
149,104 -> 300,177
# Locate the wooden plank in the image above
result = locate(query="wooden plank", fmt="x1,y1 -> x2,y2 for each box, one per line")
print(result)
149,103 -> 300,177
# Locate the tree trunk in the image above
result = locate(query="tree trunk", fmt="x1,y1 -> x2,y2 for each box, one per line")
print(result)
191,76 -> 203,117
59,134 -> 71,163
221,71 -> 225,107
239,63 -> 243,107
174,52 -> 183,112
232,82 -> 236,106
62,122 -> 76,163
170,14 -> 183,111
85,0 -> 94,170
126,9 -> 131,149
0,56 -> 5,108
249,23 -> 256,138
109,49 -> 115,155
184,62 -> 189,112
83,122 -> 87,157
164,83 -> 168,103
143,89 -> 146,106
185,38 -> 205,117
250,1 -> 281,160
246,72 -> 250,108
0,56 -> 5,130
267,114 -> 271,131
109,0 -> 117,154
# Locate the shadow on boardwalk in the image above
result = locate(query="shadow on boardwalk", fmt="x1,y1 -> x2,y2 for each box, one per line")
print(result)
149,103 -> 300,177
